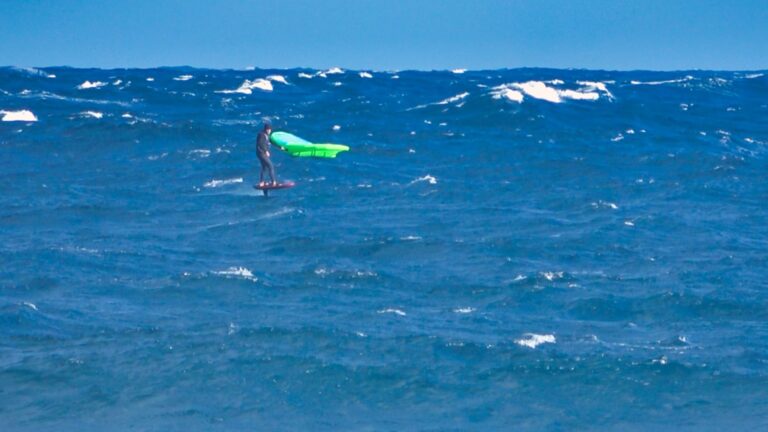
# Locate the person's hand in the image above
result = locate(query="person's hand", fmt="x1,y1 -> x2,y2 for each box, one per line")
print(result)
266,151 -> 270,157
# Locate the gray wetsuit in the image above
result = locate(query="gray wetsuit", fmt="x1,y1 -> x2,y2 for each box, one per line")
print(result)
257,131 -> 276,183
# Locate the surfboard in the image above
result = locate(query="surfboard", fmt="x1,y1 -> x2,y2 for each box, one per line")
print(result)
254,181 -> 295,196
270,131 -> 349,158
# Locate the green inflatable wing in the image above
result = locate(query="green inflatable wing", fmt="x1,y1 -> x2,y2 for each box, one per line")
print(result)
269,131 -> 350,158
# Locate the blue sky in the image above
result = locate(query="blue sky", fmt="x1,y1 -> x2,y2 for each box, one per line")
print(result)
1,0 -> 766,70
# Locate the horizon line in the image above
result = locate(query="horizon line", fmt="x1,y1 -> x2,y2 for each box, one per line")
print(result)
3,65 -> 767,74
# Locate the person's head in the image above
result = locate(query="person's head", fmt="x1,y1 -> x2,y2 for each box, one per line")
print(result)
263,123 -> 272,133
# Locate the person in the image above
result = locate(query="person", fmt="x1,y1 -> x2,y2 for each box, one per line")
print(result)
256,123 -> 277,186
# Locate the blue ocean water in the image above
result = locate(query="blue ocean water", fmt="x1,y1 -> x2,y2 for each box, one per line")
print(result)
1,66 -> 767,431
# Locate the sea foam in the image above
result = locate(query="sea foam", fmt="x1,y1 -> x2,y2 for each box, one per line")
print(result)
0,110 -> 37,122
77,81 -> 107,90
515,333 -> 556,349
204,178 -> 243,188
267,75 -> 289,85
80,111 -> 104,119
217,79 -> 273,94
214,267 -> 257,281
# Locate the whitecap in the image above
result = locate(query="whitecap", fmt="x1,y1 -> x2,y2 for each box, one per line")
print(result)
558,89 -> 599,101
81,111 -> 103,119
322,67 -> 344,75
515,333 -> 556,349
378,308 -> 406,316
331,82 -> 342,87
204,177 -> 243,188
592,200 -> 618,210
189,149 -> 211,158
332,125 -> 341,131
112,79 -> 123,86
410,175 -> 437,185
437,92 -> 469,105
214,266 -> 257,281
0,110 -> 37,122
451,68 -> 467,74
454,307 -> 475,314
630,75 -> 693,86
217,78 -> 273,94
490,86 -> 524,103
541,271 -> 564,281
512,81 -> 562,103
22,302 -> 38,311
611,134 -> 625,142
11,66 -> 55,78
359,71 -> 373,78
146,77 -> 154,82
492,81 -> 605,103
409,92 -> 470,110
745,73 -> 763,79
297,72 -> 313,79
576,81 -> 614,99
266,75 -> 289,85
77,80 -> 107,90
173,75 -> 193,81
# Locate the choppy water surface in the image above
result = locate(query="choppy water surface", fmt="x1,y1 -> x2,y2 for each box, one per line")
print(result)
1,66 -> 767,430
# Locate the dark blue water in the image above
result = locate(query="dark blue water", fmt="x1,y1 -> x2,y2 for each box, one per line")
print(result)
2,66 -> 767,431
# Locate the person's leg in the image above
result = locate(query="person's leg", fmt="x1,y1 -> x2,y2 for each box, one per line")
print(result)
258,156 -> 269,186
265,158 -> 277,184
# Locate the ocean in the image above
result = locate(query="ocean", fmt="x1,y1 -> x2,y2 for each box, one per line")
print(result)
1,66 -> 767,431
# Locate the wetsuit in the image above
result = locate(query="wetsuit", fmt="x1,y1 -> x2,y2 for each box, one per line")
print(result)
257,130 -> 276,183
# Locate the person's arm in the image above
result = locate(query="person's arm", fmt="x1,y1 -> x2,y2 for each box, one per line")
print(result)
257,133 -> 269,156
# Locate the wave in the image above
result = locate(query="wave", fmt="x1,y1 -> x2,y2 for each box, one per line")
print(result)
16,90 -> 133,107
491,86 -> 524,103
630,75 -> 694,86
408,92 -> 470,110
217,78 -> 273,94
266,75 -> 289,85
490,80 -> 606,103
7,66 -> 56,78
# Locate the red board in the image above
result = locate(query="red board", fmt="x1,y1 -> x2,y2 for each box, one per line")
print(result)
253,181 -> 295,191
